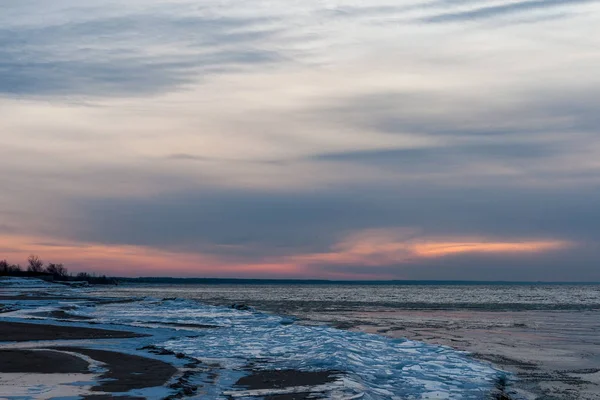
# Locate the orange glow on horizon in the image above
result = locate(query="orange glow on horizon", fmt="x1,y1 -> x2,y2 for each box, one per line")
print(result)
412,241 -> 568,258
0,230 -> 573,279
0,234 -> 302,278
281,229 -> 572,267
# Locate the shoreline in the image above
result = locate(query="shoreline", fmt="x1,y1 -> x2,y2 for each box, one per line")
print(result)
0,320 -> 177,399
291,308 -> 600,400
0,277 -> 540,399
0,320 -> 146,342
0,291 -> 354,399
0,319 -> 346,400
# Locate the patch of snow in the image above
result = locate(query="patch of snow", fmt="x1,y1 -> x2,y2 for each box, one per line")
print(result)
0,277 -> 56,289
0,372 -> 97,399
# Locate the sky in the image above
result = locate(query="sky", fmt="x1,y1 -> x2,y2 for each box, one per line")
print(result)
1,0 -> 599,280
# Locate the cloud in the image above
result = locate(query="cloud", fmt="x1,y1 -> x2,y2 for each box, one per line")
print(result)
279,229 -> 572,278
56,181 -> 600,262
304,85 -> 600,186
0,9 -> 282,97
0,234 -> 303,278
312,143 -> 562,168
313,248 -> 600,282
422,0 -> 597,23
167,153 -> 214,161
411,240 -> 569,258
0,224 -> 18,234
0,230 -> 581,281
316,87 -> 600,138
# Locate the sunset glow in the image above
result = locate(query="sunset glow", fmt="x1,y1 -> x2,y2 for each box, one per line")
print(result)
0,231 -> 573,280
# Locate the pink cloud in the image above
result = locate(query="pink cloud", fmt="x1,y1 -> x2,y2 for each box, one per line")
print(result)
278,228 -> 572,269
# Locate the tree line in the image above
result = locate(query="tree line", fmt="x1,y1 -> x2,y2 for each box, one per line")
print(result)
0,255 -> 117,284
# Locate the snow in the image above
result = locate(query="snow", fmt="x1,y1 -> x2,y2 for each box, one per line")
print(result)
0,277 -> 57,289
0,372 -> 98,399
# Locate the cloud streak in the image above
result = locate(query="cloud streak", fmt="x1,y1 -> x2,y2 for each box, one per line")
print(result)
422,0 -> 598,23
283,229 -> 571,266
0,11 -> 282,96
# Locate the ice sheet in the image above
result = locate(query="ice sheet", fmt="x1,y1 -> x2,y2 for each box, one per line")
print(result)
77,298 -> 504,399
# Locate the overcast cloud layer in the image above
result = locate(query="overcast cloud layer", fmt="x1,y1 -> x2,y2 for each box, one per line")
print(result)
1,0 -> 599,280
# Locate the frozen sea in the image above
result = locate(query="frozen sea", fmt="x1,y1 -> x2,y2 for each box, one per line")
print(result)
86,282 -> 600,399
3,278 -> 599,399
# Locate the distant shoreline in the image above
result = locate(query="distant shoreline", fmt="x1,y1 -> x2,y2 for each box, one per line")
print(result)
3,274 -> 597,286
116,277 -> 600,285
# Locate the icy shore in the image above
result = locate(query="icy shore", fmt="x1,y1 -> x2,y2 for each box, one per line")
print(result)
0,277 -> 507,399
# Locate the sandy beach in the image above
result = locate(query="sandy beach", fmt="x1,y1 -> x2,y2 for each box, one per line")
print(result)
0,319 -> 176,399
0,349 -> 90,374
0,320 -> 145,341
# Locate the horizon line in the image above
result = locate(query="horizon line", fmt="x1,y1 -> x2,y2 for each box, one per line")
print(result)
118,277 -> 600,285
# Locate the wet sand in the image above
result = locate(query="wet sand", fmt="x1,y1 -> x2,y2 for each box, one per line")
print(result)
228,370 -> 340,400
0,349 -> 89,373
55,347 -> 178,393
235,370 -> 337,390
0,321 -> 178,399
0,320 -> 146,341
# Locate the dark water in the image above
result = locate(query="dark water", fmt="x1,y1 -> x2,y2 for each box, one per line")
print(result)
91,283 -> 600,313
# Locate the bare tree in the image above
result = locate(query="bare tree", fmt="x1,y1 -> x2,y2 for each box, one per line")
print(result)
76,272 -> 90,280
27,255 -> 44,273
9,264 -> 22,273
0,260 -> 8,273
46,263 -> 68,277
